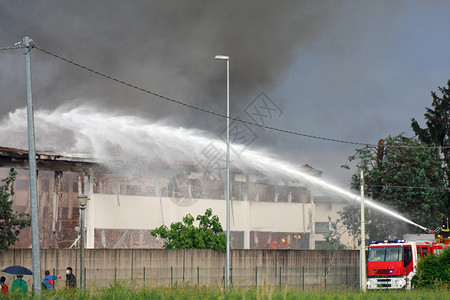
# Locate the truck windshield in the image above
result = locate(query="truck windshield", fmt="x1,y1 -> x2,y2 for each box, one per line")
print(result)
368,246 -> 402,262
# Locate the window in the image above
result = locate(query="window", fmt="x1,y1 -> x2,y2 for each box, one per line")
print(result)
127,185 -> 142,196
368,246 -> 402,262
404,246 -> 412,267
315,222 -> 329,234
386,247 -> 402,261
315,241 -> 325,248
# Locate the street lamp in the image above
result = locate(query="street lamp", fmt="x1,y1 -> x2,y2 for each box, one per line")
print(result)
215,54 -> 230,287
78,195 -> 88,291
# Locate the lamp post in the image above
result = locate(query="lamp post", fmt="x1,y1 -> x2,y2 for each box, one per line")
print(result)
215,54 -> 230,287
78,195 -> 88,291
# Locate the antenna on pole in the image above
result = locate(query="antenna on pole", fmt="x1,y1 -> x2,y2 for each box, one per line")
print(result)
23,36 -> 42,295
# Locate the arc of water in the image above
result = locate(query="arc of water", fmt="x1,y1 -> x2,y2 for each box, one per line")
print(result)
0,105 -> 433,234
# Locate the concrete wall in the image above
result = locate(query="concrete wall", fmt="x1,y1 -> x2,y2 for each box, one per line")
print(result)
0,249 -> 360,289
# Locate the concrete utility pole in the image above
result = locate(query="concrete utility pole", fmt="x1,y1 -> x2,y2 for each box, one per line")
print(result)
78,195 -> 88,291
360,170 -> 366,291
24,36 -> 42,294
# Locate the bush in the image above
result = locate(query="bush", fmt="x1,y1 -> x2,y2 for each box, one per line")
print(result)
151,208 -> 226,251
414,246 -> 450,288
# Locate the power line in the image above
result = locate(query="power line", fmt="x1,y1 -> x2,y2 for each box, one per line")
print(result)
367,184 -> 448,191
33,46 -> 375,147
0,45 -> 24,51
3,44 -> 446,150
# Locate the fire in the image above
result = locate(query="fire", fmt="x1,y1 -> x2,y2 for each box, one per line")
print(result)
269,238 -> 288,249
263,233 -> 302,249
270,240 -> 278,249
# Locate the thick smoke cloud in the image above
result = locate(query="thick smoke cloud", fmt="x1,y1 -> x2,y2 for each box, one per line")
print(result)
1,1 -> 449,186
0,0 -> 338,123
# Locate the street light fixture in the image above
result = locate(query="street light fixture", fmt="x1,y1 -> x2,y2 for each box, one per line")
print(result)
214,54 -> 230,287
78,195 -> 88,291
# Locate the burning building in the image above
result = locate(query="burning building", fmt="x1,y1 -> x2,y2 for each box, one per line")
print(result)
0,146 -> 354,250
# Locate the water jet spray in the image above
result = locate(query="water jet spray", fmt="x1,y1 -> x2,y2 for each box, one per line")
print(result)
0,105 -> 434,235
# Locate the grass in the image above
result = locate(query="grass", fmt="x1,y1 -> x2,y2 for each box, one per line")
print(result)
3,283 -> 450,299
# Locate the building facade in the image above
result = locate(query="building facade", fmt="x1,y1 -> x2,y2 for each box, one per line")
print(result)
0,146 -> 355,250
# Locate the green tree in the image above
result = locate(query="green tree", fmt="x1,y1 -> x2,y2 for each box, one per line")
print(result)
341,135 -> 446,242
151,208 -> 226,251
411,80 -> 450,212
0,169 -> 31,249
316,216 -> 347,250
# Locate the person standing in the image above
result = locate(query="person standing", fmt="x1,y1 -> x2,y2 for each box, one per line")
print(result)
0,276 -> 8,295
65,267 -> 76,289
11,275 -> 27,294
42,270 -> 61,291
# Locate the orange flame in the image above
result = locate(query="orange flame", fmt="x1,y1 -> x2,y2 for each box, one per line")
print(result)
270,240 -> 278,249
263,234 -> 302,249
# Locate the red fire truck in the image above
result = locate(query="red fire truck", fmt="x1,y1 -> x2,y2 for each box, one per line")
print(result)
366,235 -> 448,289
366,215 -> 450,290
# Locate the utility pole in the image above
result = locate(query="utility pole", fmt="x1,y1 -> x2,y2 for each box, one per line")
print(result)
24,36 -> 42,294
360,170 -> 366,291
78,195 -> 88,291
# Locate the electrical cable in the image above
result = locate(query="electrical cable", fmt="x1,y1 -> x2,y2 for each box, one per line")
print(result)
0,45 -> 24,51
1,44 -> 445,150
34,46 -> 374,146
366,184 -> 448,191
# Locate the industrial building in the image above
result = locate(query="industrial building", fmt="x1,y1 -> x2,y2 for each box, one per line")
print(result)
0,146 -> 355,250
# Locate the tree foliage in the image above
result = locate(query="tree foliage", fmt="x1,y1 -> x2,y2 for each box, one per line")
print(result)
413,247 -> 450,289
151,208 -> 226,251
340,135 -> 446,242
411,80 -> 450,212
316,216 -> 347,250
0,169 -> 31,249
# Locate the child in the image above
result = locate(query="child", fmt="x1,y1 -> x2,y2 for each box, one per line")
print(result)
42,270 -> 61,291
0,276 -> 8,295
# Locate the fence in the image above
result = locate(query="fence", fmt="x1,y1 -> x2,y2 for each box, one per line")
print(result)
38,266 -> 359,290
0,249 -> 360,290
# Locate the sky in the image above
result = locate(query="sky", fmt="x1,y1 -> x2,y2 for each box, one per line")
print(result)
0,0 -> 449,188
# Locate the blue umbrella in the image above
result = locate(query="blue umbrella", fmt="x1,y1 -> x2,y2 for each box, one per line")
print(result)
1,265 -> 33,275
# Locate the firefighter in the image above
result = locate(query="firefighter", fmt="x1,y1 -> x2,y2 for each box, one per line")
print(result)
442,214 -> 450,236
436,214 -> 450,243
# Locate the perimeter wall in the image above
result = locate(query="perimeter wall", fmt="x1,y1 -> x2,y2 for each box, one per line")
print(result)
0,249 -> 360,290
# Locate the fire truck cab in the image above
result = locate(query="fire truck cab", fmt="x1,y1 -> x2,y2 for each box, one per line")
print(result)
366,239 -> 428,290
